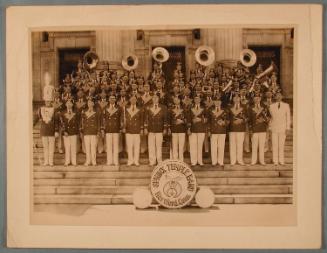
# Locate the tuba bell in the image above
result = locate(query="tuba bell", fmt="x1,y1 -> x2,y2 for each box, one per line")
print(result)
195,46 -> 215,66
122,54 -> 139,71
152,47 -> 169,63
83,51 -> 99,70
240,49 -> 257,67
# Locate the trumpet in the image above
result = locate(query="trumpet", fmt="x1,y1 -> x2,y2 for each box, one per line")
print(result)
83,51 -> 99,70
195,46 -> 215,66
122,54 -> 139,71
240,49 -> 257,67
152,47 -> 169,63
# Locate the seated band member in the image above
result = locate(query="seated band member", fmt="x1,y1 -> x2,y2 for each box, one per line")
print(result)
249,94 -> 271,165
81,98 -> 101,166
208,97 -> 228,167
61,99 -> 80,166
124,96 -> 144,166
169,96 -> 187,161
228,94 -> 247,165
144,93 -> 168,166
269,92 -> 291,165
39,100 -> 59,166
187,95 -> 207,166
102,95 -> 122,166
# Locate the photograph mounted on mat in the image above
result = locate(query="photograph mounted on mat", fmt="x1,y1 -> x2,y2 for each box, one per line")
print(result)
6,4 -> 322,249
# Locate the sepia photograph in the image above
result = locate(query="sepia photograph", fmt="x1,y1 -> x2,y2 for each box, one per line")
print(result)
6,4 -> 322,249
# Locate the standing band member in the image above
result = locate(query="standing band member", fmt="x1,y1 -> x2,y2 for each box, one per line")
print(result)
124,96 -> 144,166
269,92 -> 291,165
61,99 -> 80,166
229,94 -> 247,165
39,100 -> 59,166
144,94 -> 168,166
208,97 -> 228,167
102,95 -> 122,166
188,95 -> 207,166
249,94 -> 270,165
169,97 -> 187,161
81,98 -> 101,166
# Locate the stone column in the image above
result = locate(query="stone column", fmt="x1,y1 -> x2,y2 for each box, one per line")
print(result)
202,28 -> 243,67
96,30 -> 122,69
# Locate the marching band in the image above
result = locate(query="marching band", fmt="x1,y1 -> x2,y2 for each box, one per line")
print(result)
36,46 -> 291,168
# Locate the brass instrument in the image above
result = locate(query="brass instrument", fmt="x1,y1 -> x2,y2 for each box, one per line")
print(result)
240,49 -> 257,67
122,54 -> 139,71
152,47 -> 169,63
83,51 -> 99,70
195,46 -> 215,66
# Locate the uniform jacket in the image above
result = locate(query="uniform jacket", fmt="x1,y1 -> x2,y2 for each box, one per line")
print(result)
80,109 -> 101,135
140,92 -> 153,107
249,104 -> 270,133
269,101 -> 291,133
144,104 -> 168,133
60,110 -> 80,136
102,105 -> 122,133
39,106 -> 59,136
207,107 -> 228,134
169,105 -> 187,133
228,104 -> 247,132
187,105 -> 207,133
124,105 -> 144,134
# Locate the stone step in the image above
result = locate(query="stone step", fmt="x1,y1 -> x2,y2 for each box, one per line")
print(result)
33,156 -> 294,166
33,163 -> 293,172
34,185 -> 293,195
33,194 -> 293,205
34,177 -> 292,187
33,170 -> 291,179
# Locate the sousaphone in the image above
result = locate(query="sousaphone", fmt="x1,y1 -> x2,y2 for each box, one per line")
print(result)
83,51 -> 99,70
240,49 -> 257,67
195,46 -> 215,66
152,47 -> 169,63
122,54 -> 139,71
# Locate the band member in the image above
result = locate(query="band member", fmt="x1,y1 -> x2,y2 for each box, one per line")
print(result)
208,97 -> 228,167
102,95 -> 122,166
269,92 -> 291,165
53,91 -> 65,154
75,90 -> 87,153
240,88 -> 251,153
39,100 -> 59,166
249,94 -> 270,165
263,90 -> 274,152
124,96 -> 144,166
81,98 -> 101,166
169,97 -> 187,161
229,94 -> 247,165
144,94 -> 168,166
97,90 -> 108,154
140,83 -> 152,154
61,99 -> 80,166
187,95 -> 207,166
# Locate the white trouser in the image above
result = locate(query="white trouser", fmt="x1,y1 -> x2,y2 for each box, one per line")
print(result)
42,136 -> 55,165
106,133 -> 119,165
84,135 -> 97,165
172,133 -> 185,161
272,132 -> 286,164
229,132 -> 245,165
189,133 -> 205,165
63,135 -> 77,165
210,134 -> 226,165
251,132 -> 266,164
126,133 -> 140,165
148,133 -> 163,165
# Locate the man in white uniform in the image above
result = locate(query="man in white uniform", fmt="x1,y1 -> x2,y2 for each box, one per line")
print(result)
269,92 -> 291,165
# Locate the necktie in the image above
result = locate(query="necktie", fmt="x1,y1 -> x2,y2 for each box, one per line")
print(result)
196,105 -> 199,110
132,106 -> 135,112
155,104 -> 158,110
278,102 -> 281,109
236,104 -> 239,110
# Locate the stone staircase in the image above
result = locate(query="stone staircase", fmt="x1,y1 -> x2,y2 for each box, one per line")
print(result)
33,123 -> 293,205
